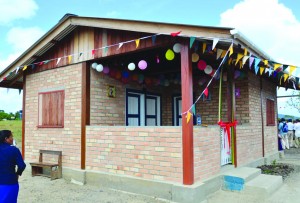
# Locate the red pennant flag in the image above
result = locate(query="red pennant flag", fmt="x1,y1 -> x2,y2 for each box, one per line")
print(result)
204,88 -> 208,97
170,31 -> 181,37
38,62 -> 44,66
92,49 -> 95,55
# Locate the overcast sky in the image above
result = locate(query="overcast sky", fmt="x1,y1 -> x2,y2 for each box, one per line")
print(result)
0,0 -> 300,116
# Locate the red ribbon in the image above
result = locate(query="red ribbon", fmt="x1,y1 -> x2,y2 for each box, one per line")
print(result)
218,120 -> 238,149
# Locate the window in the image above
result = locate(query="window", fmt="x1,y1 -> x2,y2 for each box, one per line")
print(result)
38,90 -> 64,128
126,89 -> 161,126
266,99 -> 275,126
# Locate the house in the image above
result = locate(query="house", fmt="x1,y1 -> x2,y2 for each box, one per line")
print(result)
0,14 -> 292,202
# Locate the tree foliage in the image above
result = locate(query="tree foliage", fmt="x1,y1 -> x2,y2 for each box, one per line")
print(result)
0,111 -> 21,121
287,91 -> 300,113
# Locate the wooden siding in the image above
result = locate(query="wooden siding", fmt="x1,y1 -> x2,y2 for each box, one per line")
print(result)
29,27 -> 174,74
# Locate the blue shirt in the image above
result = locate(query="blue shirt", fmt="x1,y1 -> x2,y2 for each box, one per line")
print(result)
0,143 -> 26,185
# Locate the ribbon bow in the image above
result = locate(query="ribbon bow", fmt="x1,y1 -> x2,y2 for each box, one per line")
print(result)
218,120 -> 238,150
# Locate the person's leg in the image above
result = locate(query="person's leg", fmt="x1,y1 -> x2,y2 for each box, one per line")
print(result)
287,131 -> 293,147
0,184 -> 19,203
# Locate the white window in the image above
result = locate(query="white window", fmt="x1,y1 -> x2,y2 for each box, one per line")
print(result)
126,90 -> 161,126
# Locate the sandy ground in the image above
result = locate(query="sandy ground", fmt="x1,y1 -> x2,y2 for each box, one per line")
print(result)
18,170 -> 168,203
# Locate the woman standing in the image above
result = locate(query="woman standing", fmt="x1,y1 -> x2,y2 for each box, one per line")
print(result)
0,130 -> 26,203
294,119 -> 300,148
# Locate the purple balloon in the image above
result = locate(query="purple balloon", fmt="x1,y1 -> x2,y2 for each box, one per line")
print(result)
103,66 -> 110,74
138,60 -> 147,70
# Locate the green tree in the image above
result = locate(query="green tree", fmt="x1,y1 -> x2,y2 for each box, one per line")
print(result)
287,91 -> 300,113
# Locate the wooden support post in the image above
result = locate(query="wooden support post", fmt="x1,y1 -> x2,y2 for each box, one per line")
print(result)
181,39 -> 194,185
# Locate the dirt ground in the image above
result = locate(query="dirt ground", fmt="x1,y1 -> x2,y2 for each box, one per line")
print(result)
18,170 -> 168,203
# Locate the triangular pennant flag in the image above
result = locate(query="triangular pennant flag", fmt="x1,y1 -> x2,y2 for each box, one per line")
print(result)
104,47 -> 108,54
254,58 -> 261,73
221,50 -> 226,58
191,105 -> 196,115
249,57 -> 254,69
263,59 -> 268,66
244,48 -> 248,56
212,38 -> 219,50
15,67 -> 20,74
68,55 -> 72,64
296,77 -> 299,85
202,43 -> 206,53
56,58 -> 61,66
239,60 -> 243,69
283,74 -> 289,82
289,65 -> 296,76
254,65 -> 259,75
135,39 -> 140,48
273,71 -> 277,77
269,69 -> 273,77
274,63 -> 282,71
235,53 -> 244,65
22,65 -> 27,71
242,56 -> 250,65
216,49 -> 223,59
152,35 -> 156,45
118,42 -> 123,49
38,62 -> 44,66
293,81 -> 296,90
92,49 -> 95,55
229,44 -> 233,57
204,87 -> 208,97
44,60 -> 49,64
282,65 -> 288,72
170,31 -> 181,37
265,68 -> 269,74
190,37 -> 196,48
260,67 -> 264,75
228,58 -> 233,65
186,111 -> 192,124
19,89 -> 22,95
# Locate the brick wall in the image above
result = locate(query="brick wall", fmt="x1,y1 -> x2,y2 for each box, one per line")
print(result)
86,126 -> 183,182
194,126 -> 221,181
25,64 -> 82,168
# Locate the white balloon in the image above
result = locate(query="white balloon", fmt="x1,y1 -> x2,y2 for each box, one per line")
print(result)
128,62 -> 136,71
91,63 -> 98,69
96,64 -> 103,72
173,43 -> 182,53
204,65 -> 213,75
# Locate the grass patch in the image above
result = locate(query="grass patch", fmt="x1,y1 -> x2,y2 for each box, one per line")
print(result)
0,120 -> 22,143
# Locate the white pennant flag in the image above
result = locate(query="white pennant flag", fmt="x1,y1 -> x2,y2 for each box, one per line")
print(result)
293,81 -> 296,90
242,56 -> 250,65
118,43 -> 124,49
15,66 -> 20,74
216,49 -> 223,59
212,38 -> 219,50
265,68 -> 269,74
269,69 -> 273,77
56,58 -> 61,66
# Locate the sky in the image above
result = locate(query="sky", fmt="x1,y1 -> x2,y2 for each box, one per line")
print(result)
0,0 -> 300,116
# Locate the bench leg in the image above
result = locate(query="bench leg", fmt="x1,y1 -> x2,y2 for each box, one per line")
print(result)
32,166 -> 43,177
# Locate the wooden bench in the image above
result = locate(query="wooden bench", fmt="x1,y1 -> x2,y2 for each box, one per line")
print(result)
30,150 -> 62,180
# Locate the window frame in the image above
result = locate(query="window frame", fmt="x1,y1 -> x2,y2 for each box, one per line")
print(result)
37,90 -> 65,128
266,98 -> 275,126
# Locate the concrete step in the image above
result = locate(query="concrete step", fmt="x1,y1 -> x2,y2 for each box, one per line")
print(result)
221,167 -> 261,191
244,174 -> 283,198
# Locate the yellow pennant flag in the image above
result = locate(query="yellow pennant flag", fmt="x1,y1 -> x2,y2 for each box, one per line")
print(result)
68,55 -> 72,64
228,58 -> 233,65
22,65 -> 27,71
263,60 -> 268,66
135,39 -> 140,48
289,66 -> 296,76
235,53 -> 244,65
260,67 -> 264,75
221,50 -> 226,58
283,74 -> 289,82
274,63 -> 282,71
239,61 -> 243,69
244,48 -> 248,56
202,43 -> 207,53
229,44 -> 233,57
186,111 -> 192,124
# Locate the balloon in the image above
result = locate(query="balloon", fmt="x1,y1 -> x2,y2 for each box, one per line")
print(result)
165,49 -> 175,60
91,63 -> 98,69
128,62 -> 136,71
192,53 -> 199,62
96,64 -> 103,72
138,60 -> 147,70
173,43 -> 182,53
197,60 -> 206,70
103,66 -> 110,74
204,65 -> 213,75
122,71 -> 129,78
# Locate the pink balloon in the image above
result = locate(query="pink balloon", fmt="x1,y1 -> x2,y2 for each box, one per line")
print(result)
197,60 -> 207,70
138,60 -> 147,70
